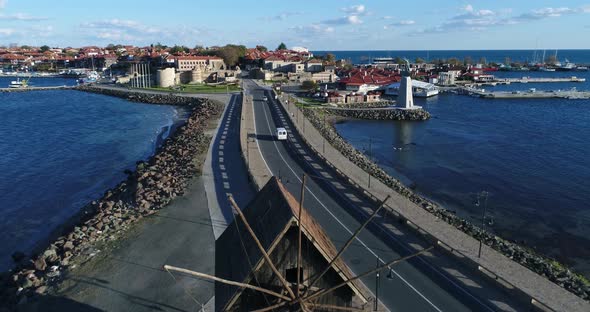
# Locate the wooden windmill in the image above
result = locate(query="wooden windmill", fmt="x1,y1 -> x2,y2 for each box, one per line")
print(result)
164,177 -> 432,311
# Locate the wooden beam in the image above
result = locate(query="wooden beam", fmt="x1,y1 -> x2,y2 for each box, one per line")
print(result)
163,265 -> 290,301
297,174 -> 307,299
303,246 -> 434,303
228,195 -> 297,300
307,303 -> 364,311
304,195 -> 391,296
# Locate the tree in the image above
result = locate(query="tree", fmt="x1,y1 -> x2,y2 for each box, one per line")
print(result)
194,44 -> 204,50
215,44 -> 247,67
39,45 -> 50,52
415,57 -> 425,64
447,58 -> 461,66
324,53 -> 335,63
463,56 -> 473,65
301,80 -> 318,91
21,45 -> 32,50
256,45 -> 268,52
170,45 -> 189,54
393,57 -> 404,64
277,42 -> 287,51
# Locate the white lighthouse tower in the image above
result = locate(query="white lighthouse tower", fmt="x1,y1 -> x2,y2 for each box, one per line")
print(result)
398,76 -> 414,109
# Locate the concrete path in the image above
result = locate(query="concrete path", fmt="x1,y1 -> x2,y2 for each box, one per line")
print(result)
54,176 -> 216,312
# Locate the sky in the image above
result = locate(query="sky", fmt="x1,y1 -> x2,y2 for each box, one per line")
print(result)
0,0 -> 589,50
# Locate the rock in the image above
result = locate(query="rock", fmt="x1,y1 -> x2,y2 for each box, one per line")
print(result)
35,286 -> 47,295
33,258 -> 47,271
63,241 -> 74,251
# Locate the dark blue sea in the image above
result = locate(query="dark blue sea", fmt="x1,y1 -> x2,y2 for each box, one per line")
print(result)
0,76 -> 78,88
313,50 -> 590,65
0,87 -> 178,270
334,70 -> 590,276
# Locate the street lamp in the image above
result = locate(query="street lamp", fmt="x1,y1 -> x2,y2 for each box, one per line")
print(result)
476,191 -> 489,258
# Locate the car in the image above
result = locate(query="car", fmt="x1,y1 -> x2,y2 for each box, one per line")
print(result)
276,127 -> 287,140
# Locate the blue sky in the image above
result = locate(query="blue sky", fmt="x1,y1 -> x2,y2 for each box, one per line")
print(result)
0,0 -> 589,50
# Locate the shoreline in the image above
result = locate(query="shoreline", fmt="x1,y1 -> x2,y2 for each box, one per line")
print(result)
304,105 -> 590,300
0,86 -> 223,308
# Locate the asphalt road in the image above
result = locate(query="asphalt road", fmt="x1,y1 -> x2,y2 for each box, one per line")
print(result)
243,79 -> 519,312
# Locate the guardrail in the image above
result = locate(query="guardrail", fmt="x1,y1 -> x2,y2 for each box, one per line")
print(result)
266,86 -> 585,312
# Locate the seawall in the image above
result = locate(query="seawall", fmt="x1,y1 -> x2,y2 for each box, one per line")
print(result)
0,86 -> 223,308
320,106 -> 431,121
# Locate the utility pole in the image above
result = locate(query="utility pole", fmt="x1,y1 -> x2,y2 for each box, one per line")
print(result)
374,256 -> 380,311
477,191 -> 489,258
322,114 -> 326,154
368,138 -> 372,189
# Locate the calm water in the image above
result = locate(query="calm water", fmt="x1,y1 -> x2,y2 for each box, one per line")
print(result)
313,49 -> 590,65
0,89 -> 178,270
334,70 -> 590,276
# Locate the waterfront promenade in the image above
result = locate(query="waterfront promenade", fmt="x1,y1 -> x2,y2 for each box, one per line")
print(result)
247,80 -> 589,311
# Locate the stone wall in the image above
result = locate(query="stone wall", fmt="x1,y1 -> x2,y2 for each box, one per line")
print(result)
320,107 -> 430,121
0,86 -> 224,308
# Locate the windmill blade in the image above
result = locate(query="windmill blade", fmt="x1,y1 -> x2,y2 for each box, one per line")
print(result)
303,246 -> 434,302
163,265 -> 290,301
228,195 -> 297,300
297,174 -> 307,299
307,303 -> 364,311
304,195 -> 391,296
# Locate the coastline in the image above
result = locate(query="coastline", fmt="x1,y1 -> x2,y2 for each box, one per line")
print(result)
0,86 -> 223,308
302,105 -> 590,300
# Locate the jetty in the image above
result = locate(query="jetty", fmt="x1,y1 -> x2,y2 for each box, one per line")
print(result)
500,76 -> 586,83
0,85 -> 75,93
465,88 -> 590,99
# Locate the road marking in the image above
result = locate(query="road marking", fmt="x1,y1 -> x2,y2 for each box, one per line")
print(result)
254,90 -> 443,312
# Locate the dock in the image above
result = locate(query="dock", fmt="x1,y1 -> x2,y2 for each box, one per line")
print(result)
464,89 -> 590,99
0,85 -> 75,93
501,76 -> 586,83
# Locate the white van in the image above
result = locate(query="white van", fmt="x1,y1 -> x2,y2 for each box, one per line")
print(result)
276,127 -> 287,140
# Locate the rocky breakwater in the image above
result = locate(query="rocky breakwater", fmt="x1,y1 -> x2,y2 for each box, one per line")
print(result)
0,85 -> 223,309
321,107 -> 430,121
300,106 -> 590,300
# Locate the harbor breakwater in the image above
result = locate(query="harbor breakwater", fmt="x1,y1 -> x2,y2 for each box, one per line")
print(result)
321,106 -> 430,121
0,86 -> 223,308
300,105 -> 590,300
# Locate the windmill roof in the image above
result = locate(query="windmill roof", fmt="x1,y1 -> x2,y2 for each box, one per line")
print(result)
215,177 -> 367,311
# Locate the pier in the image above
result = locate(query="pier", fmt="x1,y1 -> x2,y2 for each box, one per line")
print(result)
0,85 -> 75,93
501,76 -> 586,83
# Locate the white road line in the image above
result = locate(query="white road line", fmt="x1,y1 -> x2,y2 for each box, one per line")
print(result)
254,90 -> 443,312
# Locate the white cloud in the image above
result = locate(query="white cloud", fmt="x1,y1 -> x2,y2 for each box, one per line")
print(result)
322,14 -> 363,25
0,28 -> 15,36
260,11 -> 303,22
393,20 -> 416,26
0,0 -> 6,9
341,4 -> 366,15
292,24 -> 335,34
382,16 -> 394,20
411,4 -> 590,36
0,13 -> 48,21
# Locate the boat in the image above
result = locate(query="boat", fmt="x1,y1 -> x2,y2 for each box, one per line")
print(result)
557,59 -> 576,71
384,80 -> 439,97
538,67 -> 556,72
576,66 -> 588,71
77,71 -> 100,84
8,77 -> 30,88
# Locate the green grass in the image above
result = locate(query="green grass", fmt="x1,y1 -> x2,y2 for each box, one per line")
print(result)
299,97 -> 326,106
149,84 -> 241,94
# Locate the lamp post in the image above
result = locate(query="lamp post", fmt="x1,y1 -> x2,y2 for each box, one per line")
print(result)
368,138 -> 372,189
374,257 -> 380,311
477,191 -> 489,258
